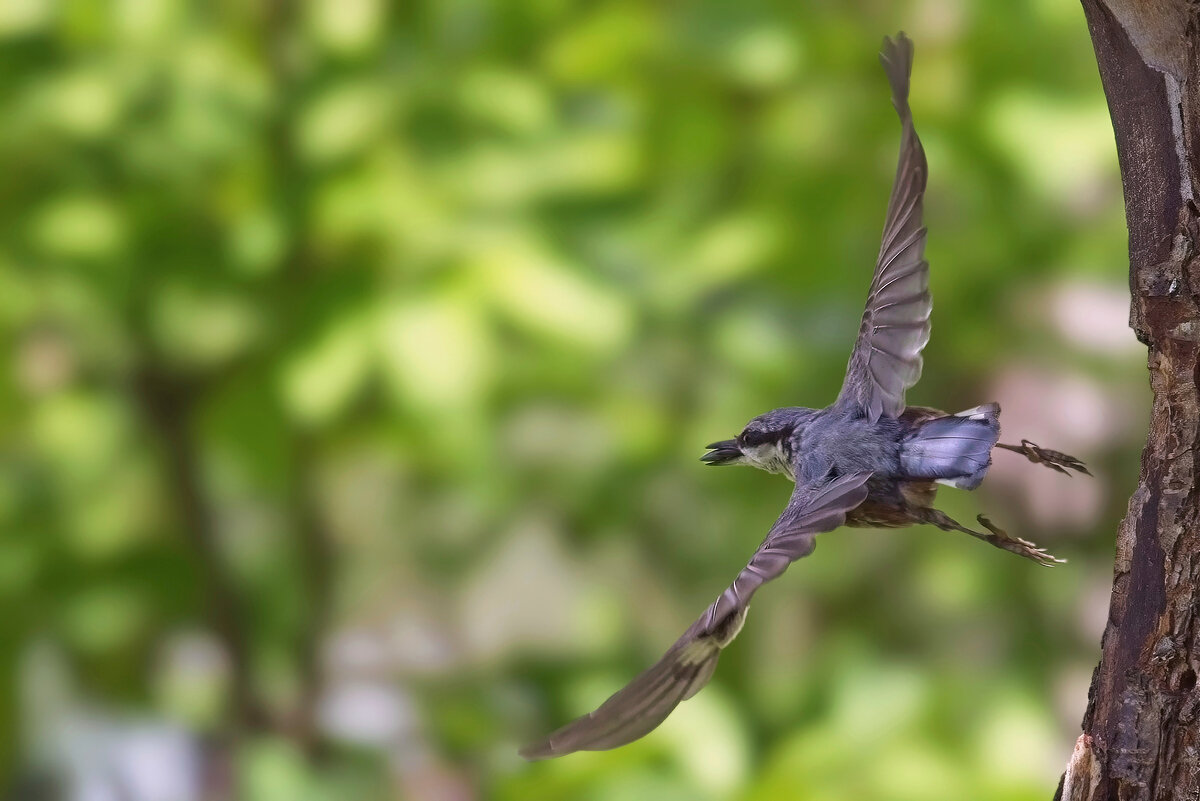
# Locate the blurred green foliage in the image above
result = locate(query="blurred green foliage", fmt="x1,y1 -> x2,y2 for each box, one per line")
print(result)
0,1 -> 1145,799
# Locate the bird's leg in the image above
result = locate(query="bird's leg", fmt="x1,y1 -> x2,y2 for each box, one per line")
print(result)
974,514 -> 1066,566
917,508 -> 1065,567
996,439 -> 1091,476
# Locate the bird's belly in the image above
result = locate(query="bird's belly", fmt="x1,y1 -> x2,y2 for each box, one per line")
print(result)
845,480 -> 937,528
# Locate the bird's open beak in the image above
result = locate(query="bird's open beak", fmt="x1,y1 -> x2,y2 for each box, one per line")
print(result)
701,440 -> 742,465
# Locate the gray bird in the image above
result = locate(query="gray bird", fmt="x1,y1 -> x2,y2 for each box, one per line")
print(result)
520,32 -> 1089,761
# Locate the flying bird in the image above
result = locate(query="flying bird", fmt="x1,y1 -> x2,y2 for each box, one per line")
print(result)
520,32 -> 1089,761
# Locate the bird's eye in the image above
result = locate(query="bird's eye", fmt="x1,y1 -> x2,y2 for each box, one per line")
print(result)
740,429 -> 766,448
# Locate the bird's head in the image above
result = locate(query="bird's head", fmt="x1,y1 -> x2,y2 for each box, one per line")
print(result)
701,410 -> 803,475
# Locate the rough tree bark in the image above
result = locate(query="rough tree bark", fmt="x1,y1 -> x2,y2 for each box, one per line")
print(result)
1059,3 -> 1200,800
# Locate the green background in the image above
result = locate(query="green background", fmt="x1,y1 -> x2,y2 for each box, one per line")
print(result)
0,1 -> 1145,799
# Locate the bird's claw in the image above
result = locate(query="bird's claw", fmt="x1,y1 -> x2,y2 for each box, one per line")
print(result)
998,440 -> 1092,476
976,515 -> 1066,567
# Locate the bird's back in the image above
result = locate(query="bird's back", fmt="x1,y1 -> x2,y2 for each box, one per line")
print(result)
794,405 -> 905,482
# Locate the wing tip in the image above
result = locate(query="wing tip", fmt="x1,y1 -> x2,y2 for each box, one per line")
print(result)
880,31 -> 914,67
879,32 -> 915,111
519,740 -> 557,761
516,630 -> 721,761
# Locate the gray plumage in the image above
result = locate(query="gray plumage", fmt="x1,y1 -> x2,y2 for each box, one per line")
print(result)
900,403 -> 1000,489
520,33 -> 1088,762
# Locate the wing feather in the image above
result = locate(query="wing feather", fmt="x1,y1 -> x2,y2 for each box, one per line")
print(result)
837,32 -> 931,422
520,471 -> 872,760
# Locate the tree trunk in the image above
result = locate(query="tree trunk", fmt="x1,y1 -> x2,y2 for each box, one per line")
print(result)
1059,3 -> 1200,800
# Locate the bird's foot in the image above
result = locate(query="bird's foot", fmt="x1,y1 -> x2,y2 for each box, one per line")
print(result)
997,440 -> 1091,476
976,515 -> 1065,567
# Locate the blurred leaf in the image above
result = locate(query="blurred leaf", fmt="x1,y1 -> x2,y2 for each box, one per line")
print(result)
475,235 -> 633,353
60,586 -> 145,654
31,195 -> 125,260
378,293 -> 493,410
281,312 -> 371,425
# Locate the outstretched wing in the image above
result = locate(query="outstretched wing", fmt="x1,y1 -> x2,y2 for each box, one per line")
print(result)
520,471 -> 872,760
837,32 -> 931,423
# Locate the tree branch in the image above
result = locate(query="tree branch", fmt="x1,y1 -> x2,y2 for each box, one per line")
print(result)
262,0 -> 337,758
134,365 -> 265,731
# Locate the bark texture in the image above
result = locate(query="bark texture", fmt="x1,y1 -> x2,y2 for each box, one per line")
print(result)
1060,2 -> 1200,800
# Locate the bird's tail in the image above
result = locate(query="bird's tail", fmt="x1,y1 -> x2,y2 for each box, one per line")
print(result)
900,403 -> 1000,490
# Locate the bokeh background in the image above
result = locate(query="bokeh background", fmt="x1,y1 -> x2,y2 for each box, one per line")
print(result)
0,1 -> 1146,800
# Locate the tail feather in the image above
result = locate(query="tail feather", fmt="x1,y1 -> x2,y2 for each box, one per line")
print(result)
901,403 -> 1000,490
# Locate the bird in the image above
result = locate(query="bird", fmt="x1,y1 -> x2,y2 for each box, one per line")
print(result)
519,32 -> 1090,761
